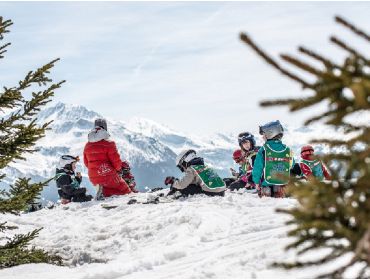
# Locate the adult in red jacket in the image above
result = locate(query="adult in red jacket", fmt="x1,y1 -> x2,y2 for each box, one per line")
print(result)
83,119 -> 131,197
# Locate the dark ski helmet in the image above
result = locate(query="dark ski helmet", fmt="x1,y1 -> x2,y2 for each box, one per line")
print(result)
94,118 -> 108,131
59,155 -> 79,170
259,120 -> 284,140
175,149 -> 196,172
238,132 -> 256,150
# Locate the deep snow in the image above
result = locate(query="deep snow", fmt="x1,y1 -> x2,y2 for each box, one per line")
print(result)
0,190 -> 353,279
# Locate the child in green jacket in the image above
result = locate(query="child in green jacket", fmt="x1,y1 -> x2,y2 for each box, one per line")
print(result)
252,120 -> 294,198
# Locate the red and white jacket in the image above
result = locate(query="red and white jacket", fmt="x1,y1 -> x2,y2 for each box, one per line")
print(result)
83,127 -> 131,197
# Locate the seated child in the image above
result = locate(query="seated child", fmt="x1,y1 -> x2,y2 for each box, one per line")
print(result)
228,149 -> 255,191
165,149 -> 226,197
55,155 -> 93,204
300,145 -> 331,181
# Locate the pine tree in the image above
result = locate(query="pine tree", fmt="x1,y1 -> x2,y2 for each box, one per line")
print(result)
240,16 -> 369,278
0,16 -> 65,268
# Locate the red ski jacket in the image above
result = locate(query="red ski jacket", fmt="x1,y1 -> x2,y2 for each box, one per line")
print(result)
83,127 -> 131,197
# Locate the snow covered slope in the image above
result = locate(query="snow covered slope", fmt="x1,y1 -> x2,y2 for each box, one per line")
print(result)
0,191 -> 346,279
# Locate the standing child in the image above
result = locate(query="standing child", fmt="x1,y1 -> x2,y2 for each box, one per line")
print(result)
252,120 -> 294,198
300,145 -> 331,181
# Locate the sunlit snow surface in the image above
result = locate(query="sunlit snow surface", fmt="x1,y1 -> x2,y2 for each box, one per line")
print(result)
0,190 -> 356,278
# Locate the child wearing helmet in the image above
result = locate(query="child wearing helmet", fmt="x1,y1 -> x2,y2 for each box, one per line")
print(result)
300,145 -> 331,181
164,149 -> 226,197
252,120 -> 295,198
236,132 -> 261,187
227,149 -> 255,191
55,155 -> 93,204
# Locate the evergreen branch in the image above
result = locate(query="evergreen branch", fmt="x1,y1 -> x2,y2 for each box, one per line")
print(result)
0,17 -> 13,40
0,120 -> 51,169
0,229 -> 42,250
260,96 -> 319,112
260,98 -> 296,107
335,16 -> 370,42
298,46 -> 341,69
303,109 -> 342,126
0,222 -> 17,232
330,36 -> 370,63
239,33 -> 313,89
273,250 -> 343,269
280,54 -> 324,77
0,42 -> 11,59
0,178 -> 47,214
0,229 -> 63,268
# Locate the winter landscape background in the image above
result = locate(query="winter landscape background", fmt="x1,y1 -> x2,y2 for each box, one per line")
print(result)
2,102 -> 348,205
1,2 -> 369,278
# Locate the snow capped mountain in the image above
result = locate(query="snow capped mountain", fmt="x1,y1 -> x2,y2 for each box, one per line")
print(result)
3,102 -> 238,203
4,102 -> 364,204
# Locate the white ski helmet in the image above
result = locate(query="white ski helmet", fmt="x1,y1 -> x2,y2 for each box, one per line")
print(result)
259,120 -> 284,140
59,155 -> 79,169
175,149 -> 196,171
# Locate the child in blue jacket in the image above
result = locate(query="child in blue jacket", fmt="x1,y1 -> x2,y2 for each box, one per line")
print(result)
252,120 -> 294,198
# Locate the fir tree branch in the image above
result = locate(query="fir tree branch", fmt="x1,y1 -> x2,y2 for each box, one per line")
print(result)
239,32 -> 313,89
330,36 -> 370,64
298,46 -> 341,69
0,17 -> 13,40
0,42 -> 11,59
280,54 -> 325,77
335,16 -> 370,42
0,178 -> 47,214
0,222 -> 17,232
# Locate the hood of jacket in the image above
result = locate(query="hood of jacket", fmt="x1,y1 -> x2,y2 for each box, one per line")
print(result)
264,139 -> 287,152
88,127 -> 110,143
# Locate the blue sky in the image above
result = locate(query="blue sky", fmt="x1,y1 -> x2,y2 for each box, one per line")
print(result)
0,1 -> 369,135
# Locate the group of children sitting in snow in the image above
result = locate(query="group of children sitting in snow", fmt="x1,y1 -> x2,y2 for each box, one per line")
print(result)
222,120 -> 330,198
55,119 -> 331,204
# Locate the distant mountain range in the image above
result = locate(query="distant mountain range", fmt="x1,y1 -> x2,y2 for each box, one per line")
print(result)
2,102 -> 237,202
3,102 -> 360,203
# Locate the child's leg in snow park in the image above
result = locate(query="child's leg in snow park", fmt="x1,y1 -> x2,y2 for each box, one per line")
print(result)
258,186 -> 272,198
170,184 -> 203,197
273,185 -> 286,198
228,179 -> 246,191
223,178 -> 236,187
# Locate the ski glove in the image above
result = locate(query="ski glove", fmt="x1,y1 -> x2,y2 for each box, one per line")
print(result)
164,176 -> 175,186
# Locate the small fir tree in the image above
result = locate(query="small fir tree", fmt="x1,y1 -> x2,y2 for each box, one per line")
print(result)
240,16 -> 369,278
0,16 -> 65,268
